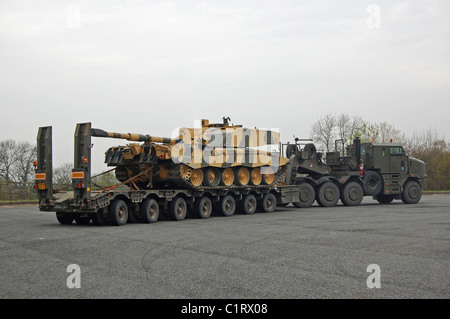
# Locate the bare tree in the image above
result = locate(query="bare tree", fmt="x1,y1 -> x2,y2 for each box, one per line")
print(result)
336,113 -> 363,147
13,142 -> 37,184
54,163 -> 73,186
310,113 -> 337,152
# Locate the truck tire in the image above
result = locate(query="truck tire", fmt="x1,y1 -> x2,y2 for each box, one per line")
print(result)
363,171 -> 383,196
285,144 -> 297,158
317,182 -> 340,207
56,212 -> 74,225
219,195 -> 236,216
195,196 -> 212,219
141,198 -> 160,223
109,199 -> 129,226
401,180 -> 422,204
169,196 -> 187,221
241,194 -> 257,214
259,193 -> 276,213
376,194 -> 394,204
341,182 -> 363,206
91,212 -> 108,226
293,182 -> 315,208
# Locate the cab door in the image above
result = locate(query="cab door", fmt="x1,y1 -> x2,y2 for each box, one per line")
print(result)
389,146 -> 407,173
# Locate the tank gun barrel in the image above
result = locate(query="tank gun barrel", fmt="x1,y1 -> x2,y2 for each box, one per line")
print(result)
91,128 -> 180,144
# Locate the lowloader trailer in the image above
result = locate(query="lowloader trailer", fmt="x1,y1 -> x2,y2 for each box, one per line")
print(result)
34,123 -> 300,226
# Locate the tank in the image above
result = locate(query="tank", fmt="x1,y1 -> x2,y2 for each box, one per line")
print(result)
91,117 -> 290,189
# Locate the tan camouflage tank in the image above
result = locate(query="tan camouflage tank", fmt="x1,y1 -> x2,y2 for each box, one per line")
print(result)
92,117 -> 289,189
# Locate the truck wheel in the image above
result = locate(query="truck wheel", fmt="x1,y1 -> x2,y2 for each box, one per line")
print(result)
341,182 -> 363,206
169,197 -> 187,221
293,182 -> 315,208
363,171 -> 383,196
56,212 -> 74,225
376,194 -> 394,204
219,195 -> 236,216
109,199 -> 129,226
241,194 -> 257,214
401,180 -> 422,204
195,196 -> 212,219
317,182 -> 340,207
74,215 -> 91,225
259,193 -> 276,213
141,198 -> 160,223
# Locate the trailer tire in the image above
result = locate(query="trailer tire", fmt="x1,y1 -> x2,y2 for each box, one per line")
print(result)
91,212 -> 108,226
293,182 -> 315,208
376,194 -> 394,204
109,199 -> 129,226
241,194 -> 257,214
363,171 -> 383,196
141,198 -> 160,223
74,215 -> 91,225
195,196 -> 212,219
341,182 -> 363,206
170,197 -> 187,221
259,193 -> 276,213
317,182 -> 340,207
219,195 -> 236,216
401,180 -> 422,204
56,212 -> 74,225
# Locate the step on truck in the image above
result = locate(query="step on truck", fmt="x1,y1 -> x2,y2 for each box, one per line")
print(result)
34,122 -> 300,226
283,137 -> 426,208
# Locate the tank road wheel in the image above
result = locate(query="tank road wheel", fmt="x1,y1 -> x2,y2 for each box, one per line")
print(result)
234,167 -> 250,186
262,168 -> 275,185
250,168 -> 262,186
204,167 -> 220,187
219,195 -> 236,217
220,168 -> 235,186
341,182 -> 364,206
401,180 -> 422,204
241,194 -> 257,214
363,171 -> 383,196
190,169 -> 204,187
170,196 -> 187,221
293,182 -> 316,208
376,194 -> 394,204
74,215 -> 91,225
317,182 -> 340,207
140,198 -> 160,223
259,193 -> 277,213
109,199 -> 129,226
195,196 -> 213,219
56,212 -> 74,225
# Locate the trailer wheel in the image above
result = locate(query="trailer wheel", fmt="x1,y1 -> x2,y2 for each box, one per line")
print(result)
293,182 -> 315,208
341,182 -> 363,206
317,182 -> 340,207
401,180 -> 422,204
56,212 -> 74,225
141,198 -> 160,223
259,193 -> 276,213
91,212 -> 108,226
219,195 -> 236,216
195,196 -> 212,219
170,197 -> 187,221
363,171 -> 383,196
109,199 -> 129,226
241,194 -> 257,214
74,215 -> 91,225
376,194 -> 394,204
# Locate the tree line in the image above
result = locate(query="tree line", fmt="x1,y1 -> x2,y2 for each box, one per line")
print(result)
310,113 -> 449,190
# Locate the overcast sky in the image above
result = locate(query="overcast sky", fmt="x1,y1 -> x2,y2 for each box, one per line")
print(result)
1,0 -> 449,172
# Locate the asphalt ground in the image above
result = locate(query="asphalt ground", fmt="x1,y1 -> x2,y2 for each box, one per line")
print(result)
0,195 -> 448,300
